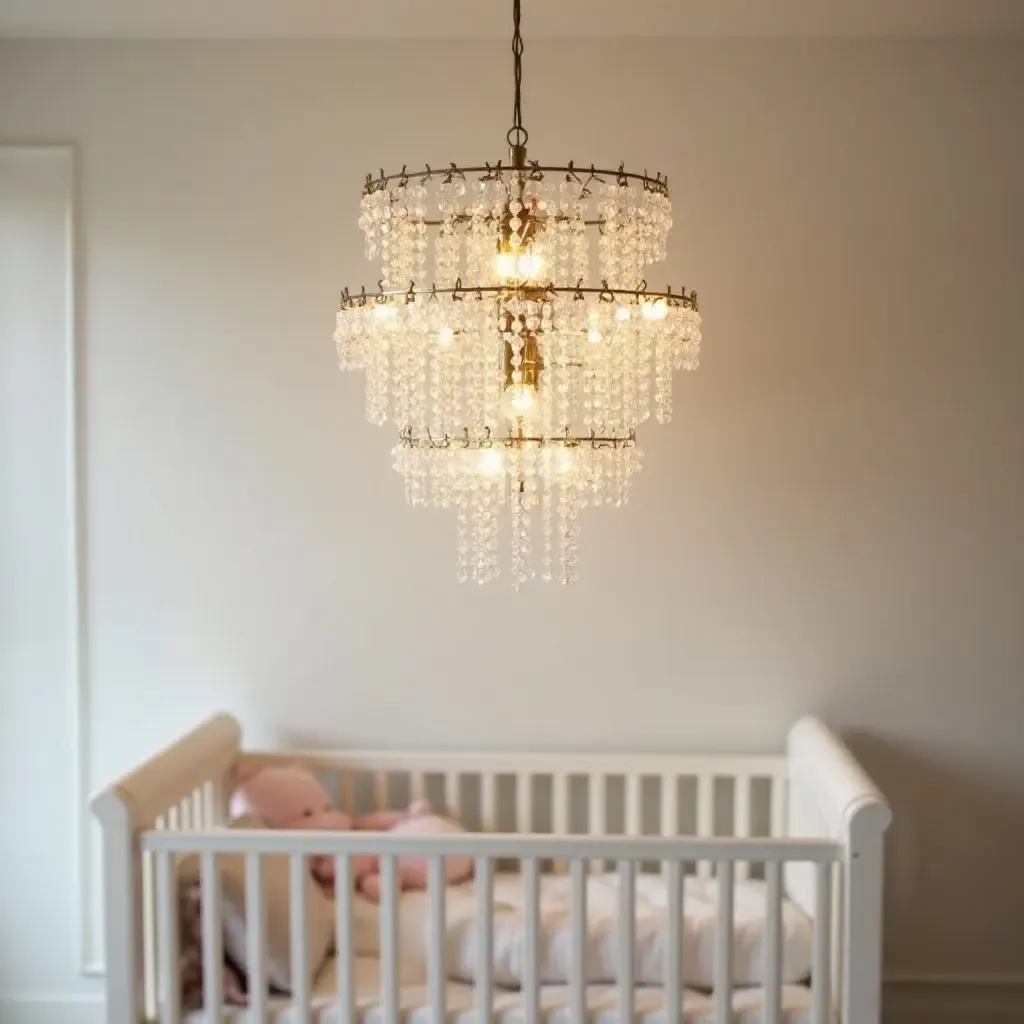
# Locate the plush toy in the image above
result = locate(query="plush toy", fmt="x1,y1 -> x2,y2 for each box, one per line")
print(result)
231,763 -> 362,894
353,799 -> 474,900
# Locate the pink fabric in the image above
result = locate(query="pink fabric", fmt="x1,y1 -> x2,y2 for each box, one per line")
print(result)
353,799 -> 474,900
232,764 -> 357,892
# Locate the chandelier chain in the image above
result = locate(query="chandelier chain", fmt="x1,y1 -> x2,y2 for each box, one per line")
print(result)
508,0 -> 528,148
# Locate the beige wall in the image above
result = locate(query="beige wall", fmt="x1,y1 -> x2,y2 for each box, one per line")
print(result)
1,37 -> 1022,1015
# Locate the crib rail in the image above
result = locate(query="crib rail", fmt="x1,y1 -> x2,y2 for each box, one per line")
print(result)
143,830 -> 841,1024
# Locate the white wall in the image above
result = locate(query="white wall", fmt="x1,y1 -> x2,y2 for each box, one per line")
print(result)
0,37 -> 1022,1018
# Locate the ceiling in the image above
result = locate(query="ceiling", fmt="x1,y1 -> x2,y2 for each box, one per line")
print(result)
2,0 -> 1023,39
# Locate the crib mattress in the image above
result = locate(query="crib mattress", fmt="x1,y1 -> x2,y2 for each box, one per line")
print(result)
184,956 -> 815,1023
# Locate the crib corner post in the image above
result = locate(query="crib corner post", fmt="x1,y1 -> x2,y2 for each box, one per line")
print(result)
841,796 -> 892,1024
92,785 -> 143,1024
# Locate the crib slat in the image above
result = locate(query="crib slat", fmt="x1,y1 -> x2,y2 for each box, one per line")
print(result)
517,774 -> 533,834
770,773 -> 787,838
476,857 -> 494,1024
201,852 -> 222,1021
734,775 -> 751,881
626,775 -> 642,837
156,852 -> 180,1024
523,857 -> 540,1024
553,773 -> 570,874
661,775 -> 679,837
665,858 -> 683,1024
340,771 -> 355,816
410,770 -> 426,805
446,772 -> 460,816
429,856 -> 447,1024
697,775 -> 714,878
380,854 -> 400,1024
618,859 -> 635,1024
336,855 -> 355,1024
180,797 -> 193,830
764,861 -> 783,1024
570,857 -> 587,1024
246,853 -> 267,1022
589,775 -> 605,873
714,861 -> 734,1024
374,772 -> 389,811
479,772 -> 496,832
290,854 -> 311,1024
813,862 -> 833,1024
142,848 -> 157,1020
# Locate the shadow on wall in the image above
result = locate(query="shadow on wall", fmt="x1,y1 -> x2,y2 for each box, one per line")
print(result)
844,729 -> 1024,975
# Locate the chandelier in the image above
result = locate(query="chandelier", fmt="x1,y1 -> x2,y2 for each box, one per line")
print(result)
334,0 -> 702,586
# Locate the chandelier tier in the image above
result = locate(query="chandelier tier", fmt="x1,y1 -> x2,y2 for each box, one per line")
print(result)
334,0 -> 703,586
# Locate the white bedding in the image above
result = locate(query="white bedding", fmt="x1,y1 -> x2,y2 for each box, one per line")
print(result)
188,956 -> 816,1023
363,871 -> 813,990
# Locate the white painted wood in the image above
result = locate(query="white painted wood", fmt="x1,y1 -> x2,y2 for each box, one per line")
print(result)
813,862 -> 833,1024
764,861 -> 783,1024
93,789 -> 143,1023
697,775 -> 714,878
289,854 -> 311,1024
770,773 -> 787,839
714,861 -> 734,1024
141,848 -> 157,1020
410,770 -> 426,805
246,853 -> 267,1024
373,772 -> 389,811
589,774 -> 605,874
429,857 -> 446,1024
661,775 -> 678,837
143,829 -> 841,864
734,775 -> 751,881
475,857 -> 494,1024
517,774 -> 533,834
155,852 -> 180,1024
335,855 -> 355,1024
479,772 -> 496,831
446,772 -> 459,815
339,771 -> 356,816
665,859 -> 683,1024
570,858 -> 587,1024
618,859 -> 635,1024
380,854 -> 399,1024
201,852 -> 222,1021
522,857 -> 540,1024
626,774 -> 642,837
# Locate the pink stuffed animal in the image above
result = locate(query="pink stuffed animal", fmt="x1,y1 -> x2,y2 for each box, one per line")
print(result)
231,764 -> 362,894
353,799 -> 473,900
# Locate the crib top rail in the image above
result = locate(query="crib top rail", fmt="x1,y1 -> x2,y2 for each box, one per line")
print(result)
141,826 -> 841,863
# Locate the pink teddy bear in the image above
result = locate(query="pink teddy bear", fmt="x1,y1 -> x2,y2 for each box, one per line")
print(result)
232,764 -> 473,899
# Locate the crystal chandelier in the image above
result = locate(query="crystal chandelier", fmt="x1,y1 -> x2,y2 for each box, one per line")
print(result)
334,0 -> 702,586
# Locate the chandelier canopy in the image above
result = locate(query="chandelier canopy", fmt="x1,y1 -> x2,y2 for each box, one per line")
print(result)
335,0 -> 702,586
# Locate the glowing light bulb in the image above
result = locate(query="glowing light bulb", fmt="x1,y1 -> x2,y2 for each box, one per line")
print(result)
438,326 -> 454,346
587,327 -> 602,344
501,382 -> 541,423
494,251 -> 517,280
642,299 -> 668,321
615,306 -> 631,322
373,303 -> 397,321
477,448 -> 504,476
517,252 -> 543,279
555,449 -> 575,475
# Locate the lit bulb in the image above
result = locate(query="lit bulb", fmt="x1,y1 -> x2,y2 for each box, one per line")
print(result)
494,249 -> 544,283
477,448 -> 504,476
642,299 -> 668,321
555,449 -> 575,475
587,327 -> 602,344
501,382 -> 537,421
615,306 -> 631,322
438,326 -> 454,346
373,303 -> 397,321
494,252 -> 517,280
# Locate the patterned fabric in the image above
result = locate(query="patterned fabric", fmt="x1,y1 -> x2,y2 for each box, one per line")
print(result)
177,875 -> 249,1009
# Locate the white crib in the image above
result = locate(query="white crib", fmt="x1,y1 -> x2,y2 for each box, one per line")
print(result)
92,714 -> 890,1024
